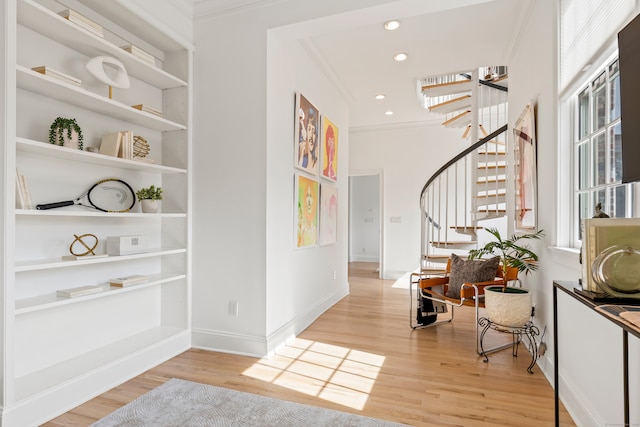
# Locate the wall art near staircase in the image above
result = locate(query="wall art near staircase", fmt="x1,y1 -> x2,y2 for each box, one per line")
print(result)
321,116 -> 338,181
295,92 -> 320,175
513,101 -> 538,231
319,183 -> 338,246
295,174 -> 319,247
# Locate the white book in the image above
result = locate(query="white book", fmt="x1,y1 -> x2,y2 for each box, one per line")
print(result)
57,285 -> 103,298
15,168 -> 26,209
109,275 -> 149,287
18,171 -> 33,209
58,9 -> 104,37
61,254 -> 108,261
121,45 -> 155,65
132,104 -> 162,116
32,66 -> 81,86
100,131 -> 123,157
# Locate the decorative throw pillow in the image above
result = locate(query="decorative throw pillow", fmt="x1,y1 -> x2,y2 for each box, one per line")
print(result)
445,253 -> 500,299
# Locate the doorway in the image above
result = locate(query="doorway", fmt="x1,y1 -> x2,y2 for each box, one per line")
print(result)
348,173 -> 383,278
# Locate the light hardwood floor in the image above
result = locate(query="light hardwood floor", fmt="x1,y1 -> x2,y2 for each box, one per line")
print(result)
44,262 -> 574,426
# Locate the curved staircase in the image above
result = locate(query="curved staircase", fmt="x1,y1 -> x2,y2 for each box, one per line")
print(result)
418,66 -> 509,273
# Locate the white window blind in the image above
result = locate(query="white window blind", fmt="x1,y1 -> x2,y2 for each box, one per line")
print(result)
560,0 -> 635,93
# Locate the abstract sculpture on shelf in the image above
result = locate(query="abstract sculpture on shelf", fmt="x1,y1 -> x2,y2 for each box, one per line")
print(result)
86,56 -> 130,99
69,233 -> 99,257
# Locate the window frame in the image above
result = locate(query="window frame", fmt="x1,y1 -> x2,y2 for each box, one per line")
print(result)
569,55 -> 634,247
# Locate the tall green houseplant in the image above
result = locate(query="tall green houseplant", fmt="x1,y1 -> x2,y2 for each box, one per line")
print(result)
468,227 -> 544,284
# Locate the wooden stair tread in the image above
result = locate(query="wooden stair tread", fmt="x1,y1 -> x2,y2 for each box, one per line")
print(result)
430,240 -> 477,244
422,254 -> 450,260
477,177 -> 507,183
477,164 -> 506,170
428,95 -> 472,114
420,268 -> 447,275
422,80 -> 473,97
442,110 -> 471,127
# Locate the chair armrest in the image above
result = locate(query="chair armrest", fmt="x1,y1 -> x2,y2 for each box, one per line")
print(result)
419,277 -> 449,291
459,279 -> 505,299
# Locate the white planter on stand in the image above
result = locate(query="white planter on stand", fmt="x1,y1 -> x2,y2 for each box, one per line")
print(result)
484,285 -> 532,327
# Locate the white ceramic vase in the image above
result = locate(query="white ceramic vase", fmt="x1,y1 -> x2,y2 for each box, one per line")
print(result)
140,199 -> 159,213
484,285 -> 532,328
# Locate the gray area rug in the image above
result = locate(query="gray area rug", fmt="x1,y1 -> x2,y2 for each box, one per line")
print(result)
90,378 -> 410,426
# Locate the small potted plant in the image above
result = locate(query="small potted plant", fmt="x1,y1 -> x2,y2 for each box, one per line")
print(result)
468,227 -> 544,327
136,185 -> 163,213
49,117 -> 84,150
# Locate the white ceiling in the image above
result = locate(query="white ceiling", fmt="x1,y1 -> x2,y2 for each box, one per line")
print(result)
195,0 -> 532,130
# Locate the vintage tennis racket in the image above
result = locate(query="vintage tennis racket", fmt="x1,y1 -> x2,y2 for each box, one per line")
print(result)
36,178 -> 136,213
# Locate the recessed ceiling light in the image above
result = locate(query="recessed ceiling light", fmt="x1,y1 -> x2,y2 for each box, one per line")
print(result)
385,111 -> 394,116
375,94 -> 386,100
393,52 -> 408,62
384,20 -> 400,31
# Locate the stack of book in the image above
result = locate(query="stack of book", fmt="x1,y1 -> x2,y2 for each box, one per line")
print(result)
132,104 -> 162,117
99,130 -> 134,159
32,66 -> 81,87
58,9 -> 104,38
57,285 -> 103,298
109,275 -> 149,288
15,168 -> 32,210
121,44 -> 156,66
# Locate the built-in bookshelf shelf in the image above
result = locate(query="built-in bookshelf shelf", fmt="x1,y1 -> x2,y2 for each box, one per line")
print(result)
16,209 -> 186,218
15,272 -> 186,314
7,0 -> 192,424
17,66 -> 186,132
17,138 -> 187,174
17,0 -> 187,90
15,326 -> 189,402
15,248 -> 186,272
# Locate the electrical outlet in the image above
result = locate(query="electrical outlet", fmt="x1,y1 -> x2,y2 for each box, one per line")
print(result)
228,300 -> 239,316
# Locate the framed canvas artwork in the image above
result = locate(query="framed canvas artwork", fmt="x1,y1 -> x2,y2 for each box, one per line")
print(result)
294,93 -> 320,175
295,174 -> 319,247
321,116 -> 338,181
513,101 -> 538,231
319,183 -> 338,246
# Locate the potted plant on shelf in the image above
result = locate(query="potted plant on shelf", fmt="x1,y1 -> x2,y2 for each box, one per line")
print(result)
468,227 -> 544,327
136,185 -> 163,213
49,117 -> 84,150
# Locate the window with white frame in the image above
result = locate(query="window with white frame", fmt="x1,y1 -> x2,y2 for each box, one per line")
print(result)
573,57 -> 633,239
560,0 -> 638,248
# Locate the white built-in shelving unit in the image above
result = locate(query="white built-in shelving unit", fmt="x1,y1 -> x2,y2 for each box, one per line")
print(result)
2,0 -> 192,425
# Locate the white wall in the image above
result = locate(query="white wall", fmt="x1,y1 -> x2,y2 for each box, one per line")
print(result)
509,0 -> 640,425
190,0 -> 397,356
349,123 -> 468,278
349,175 -> 380,263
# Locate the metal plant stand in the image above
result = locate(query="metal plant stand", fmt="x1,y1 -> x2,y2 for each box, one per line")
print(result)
478,317 -> 540,374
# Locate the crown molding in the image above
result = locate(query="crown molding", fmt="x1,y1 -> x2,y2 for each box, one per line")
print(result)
193,0 -> 283,20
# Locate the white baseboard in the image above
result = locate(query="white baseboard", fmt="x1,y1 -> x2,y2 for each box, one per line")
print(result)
192,287 -> 348,358
349,255 -> 379,262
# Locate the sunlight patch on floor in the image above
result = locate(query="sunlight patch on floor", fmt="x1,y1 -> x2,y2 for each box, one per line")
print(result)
242,338 -> 385,410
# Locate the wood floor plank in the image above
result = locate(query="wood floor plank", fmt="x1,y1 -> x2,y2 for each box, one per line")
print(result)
43,262 -> 575,426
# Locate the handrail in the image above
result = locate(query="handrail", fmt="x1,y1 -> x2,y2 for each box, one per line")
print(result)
419,124 -> 508,203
